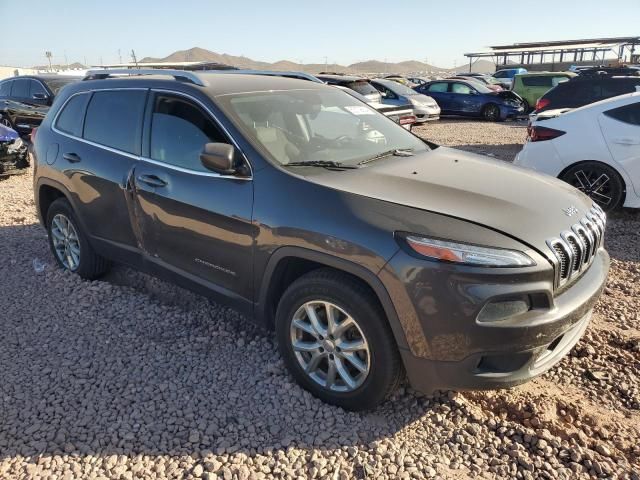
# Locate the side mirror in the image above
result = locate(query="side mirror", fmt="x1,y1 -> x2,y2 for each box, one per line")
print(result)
200,142 -> 238,175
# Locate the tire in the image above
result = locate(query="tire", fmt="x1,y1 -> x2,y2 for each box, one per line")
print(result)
0,113 -> 14,130
46,198 -> 111,279
521,99 -> 530,114
559,162 -> 625,212
482,103 -> 501,122
275,268 -> 403,411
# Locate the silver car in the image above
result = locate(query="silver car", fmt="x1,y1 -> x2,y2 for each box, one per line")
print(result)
371,78 -> 440,123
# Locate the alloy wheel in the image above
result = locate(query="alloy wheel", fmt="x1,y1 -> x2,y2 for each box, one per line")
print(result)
50,214 -> 81,270
0,116 -> 11,128
289,301 -> 370,392
570,168 -> 613,208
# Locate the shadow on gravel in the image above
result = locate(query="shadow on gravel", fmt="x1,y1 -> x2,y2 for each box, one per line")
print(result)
603,210 -> 640,263
0,224 -> 445,464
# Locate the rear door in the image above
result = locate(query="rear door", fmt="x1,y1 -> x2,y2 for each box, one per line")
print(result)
422,82 -> 452,111
0,80 -> 13,127
55,88 -> 147,255
599,101 -> 640,195
6,78 -> 31,132
132,91 -> 254,305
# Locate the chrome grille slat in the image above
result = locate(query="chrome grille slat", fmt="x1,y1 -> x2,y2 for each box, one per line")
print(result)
547,205 -> 606,289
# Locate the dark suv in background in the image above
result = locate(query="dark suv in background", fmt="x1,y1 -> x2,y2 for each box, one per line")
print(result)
535,75 -> 640,112
0,75 -> 81,135
33,69 -> 609,410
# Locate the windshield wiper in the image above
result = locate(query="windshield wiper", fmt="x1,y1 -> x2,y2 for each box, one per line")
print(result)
357,148 -> 414,165
285,160 -> 359,169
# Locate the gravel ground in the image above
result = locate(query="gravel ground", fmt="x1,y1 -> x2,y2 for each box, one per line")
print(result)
413,118 -> 528,161
1,122 -> 639,479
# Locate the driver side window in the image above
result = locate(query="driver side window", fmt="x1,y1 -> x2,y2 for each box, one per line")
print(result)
150,94 -> 228,172
451,83 -> 474,95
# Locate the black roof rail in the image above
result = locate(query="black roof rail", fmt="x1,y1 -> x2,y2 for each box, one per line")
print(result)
83,69 -> 206,86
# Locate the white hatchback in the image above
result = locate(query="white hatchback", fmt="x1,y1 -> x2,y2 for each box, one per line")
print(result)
515,92 -> 640,211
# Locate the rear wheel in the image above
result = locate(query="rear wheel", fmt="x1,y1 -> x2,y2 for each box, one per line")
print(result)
46,198 -> 111,279
482,103 -> 501,121
559,162 -> 625,212
276,269 -> 403,410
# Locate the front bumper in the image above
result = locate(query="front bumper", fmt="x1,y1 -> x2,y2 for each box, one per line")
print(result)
382,247 -> 609,393
414,106 -> 441,123
500,104 -> 525,119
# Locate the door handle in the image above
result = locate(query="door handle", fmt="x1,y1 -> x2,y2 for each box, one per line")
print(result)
63,152 -> 81,163
137,174 -> 168,188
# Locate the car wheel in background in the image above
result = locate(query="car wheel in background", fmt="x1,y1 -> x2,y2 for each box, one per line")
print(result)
46,198 -> 111,279
0,114 -> 14,129
521,99 -> 530,114
482,103 -> 501,122
560,162 -> 625,212
276,268 -> 403,411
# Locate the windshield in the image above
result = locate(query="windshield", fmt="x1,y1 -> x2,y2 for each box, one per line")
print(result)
345,80 -> 379,97
43,77 -> 81,95
466,81 -> 492,94
217,88 -> 428,166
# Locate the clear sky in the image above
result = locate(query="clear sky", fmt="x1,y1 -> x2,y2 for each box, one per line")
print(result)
2,0 -> 639,68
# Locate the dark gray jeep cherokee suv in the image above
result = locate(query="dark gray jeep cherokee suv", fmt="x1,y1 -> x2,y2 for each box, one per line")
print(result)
33,69 -> 609,410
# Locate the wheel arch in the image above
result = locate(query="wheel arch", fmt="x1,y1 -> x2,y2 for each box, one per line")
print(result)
36,179 -> 81,228
256,247 -> 409,351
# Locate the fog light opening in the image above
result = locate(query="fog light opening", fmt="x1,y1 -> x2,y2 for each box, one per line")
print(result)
477,298 -> 531,323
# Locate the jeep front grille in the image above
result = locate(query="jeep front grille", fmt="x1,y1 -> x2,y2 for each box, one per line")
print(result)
546,204 -> 606,288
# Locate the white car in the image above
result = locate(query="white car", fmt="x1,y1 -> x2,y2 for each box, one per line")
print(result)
514,92 -> 640,211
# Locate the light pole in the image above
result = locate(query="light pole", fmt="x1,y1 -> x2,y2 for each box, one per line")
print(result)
45,51 -> 53,72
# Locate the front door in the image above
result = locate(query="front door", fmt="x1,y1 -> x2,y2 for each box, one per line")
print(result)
132,91 -> 255,304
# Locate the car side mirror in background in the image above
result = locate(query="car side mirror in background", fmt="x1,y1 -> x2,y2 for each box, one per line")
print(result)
200,142 -> 240,175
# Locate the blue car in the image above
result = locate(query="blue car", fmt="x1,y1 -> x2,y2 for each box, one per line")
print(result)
415,79 -> 524,122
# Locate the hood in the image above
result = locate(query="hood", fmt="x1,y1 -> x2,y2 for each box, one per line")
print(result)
492,90 -> 524,103
307,147 -> 593,258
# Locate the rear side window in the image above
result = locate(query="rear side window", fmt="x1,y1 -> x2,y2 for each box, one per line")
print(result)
522,76 -> 552,87
55,93 -> 90,137
84,90 -> 146,154
427,82 -> 448,93
604,102 -> 640,125
150,94 -> 227,171
0,80 -> 11,97
11,79 -> 30,98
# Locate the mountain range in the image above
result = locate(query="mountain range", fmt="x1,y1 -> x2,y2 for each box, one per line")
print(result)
138,47 -> 496,75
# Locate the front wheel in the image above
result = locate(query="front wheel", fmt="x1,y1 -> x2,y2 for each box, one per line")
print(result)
559,162 -> 625,212
276,269 -> 403,410
482,103 -> 501,122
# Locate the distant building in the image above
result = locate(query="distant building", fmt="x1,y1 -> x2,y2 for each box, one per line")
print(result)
464,36 -> 639,72
0,66 -> 38,80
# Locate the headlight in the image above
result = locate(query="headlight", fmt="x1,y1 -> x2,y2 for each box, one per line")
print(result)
402,235 -> 535,267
